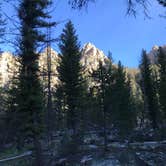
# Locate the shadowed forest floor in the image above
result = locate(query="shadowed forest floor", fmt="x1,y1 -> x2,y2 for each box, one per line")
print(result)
1,132 -> 166,166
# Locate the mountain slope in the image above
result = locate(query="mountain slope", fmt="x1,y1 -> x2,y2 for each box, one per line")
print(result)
1,43 -> 165,87
0,43 -> 109,87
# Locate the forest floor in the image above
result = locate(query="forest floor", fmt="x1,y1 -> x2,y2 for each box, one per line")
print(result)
52,140 -> 166,166
0,132 -> 166,166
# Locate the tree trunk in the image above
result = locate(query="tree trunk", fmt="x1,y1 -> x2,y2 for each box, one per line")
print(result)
33,137 -> 44,166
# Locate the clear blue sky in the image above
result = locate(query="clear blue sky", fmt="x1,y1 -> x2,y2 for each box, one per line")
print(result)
2,0 -> 166,67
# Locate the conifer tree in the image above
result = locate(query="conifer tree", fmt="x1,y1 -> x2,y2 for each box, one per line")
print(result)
130,73 -> 144,128
69,0 -> 166,9
53,85 -> 65,130
111,61 -> 134,136
139,50 -> 159,129
158,47 -> 166,120
92,56 -> 114,150
95,61 -> 108,150
58,20 -> 85,138
0,86 -> 6,145
15,1 -> 54,165
4,78 -> 19,145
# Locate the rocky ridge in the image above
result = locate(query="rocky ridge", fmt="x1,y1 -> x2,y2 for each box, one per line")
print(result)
0,43 -> 165,87
147,45 -> 166,64
0,43 -> 109,87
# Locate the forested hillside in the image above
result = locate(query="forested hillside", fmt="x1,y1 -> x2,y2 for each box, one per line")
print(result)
0,0 -> 166,165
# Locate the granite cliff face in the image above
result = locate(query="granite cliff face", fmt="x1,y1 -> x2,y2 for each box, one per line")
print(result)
0,43 -> 109,87
147,45 -> 166,64
39,47 -> 59,88
0,52 -> 18,86
81,43 -> 110,74
1,43 -> 165,87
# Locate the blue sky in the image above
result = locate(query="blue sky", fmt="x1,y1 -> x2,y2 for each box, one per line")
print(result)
2,0 -> 166,67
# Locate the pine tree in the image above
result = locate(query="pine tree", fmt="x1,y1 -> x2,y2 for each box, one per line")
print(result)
92,56 -> 114,150
111,61 -> 134,136
95,61 -> 108,150
58,21 -> 85,150
53,85 -> 65,130
139,50 -> 159,129
0,86 -> 6,146
15,1 -> 54,165
158,47 -> 166,120
4,78 -> 19,145
131,73 -> 144,129
69,0 -> 166,10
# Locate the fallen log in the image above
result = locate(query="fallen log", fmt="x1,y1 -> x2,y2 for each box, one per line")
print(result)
0,151 -> 32,163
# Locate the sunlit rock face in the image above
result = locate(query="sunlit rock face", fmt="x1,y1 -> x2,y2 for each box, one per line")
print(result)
0,52 -> 18,86
1,43 -> 166,87
39,47 -> 60,89
81,43 -> 110,74
147,45 -> 166,64
0,49 -> 60,87
0,43 -> 111,87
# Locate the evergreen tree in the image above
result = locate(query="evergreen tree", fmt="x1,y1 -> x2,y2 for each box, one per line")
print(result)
53,85 -> 65,130
158,47 -> 166,120
158,0 -> 166,6
139,50 -> 159,129
0,86 -> 6,146
58,21 -> 85,144
4,78 -> 19,145
15,1 -> 54,165
132,73 -> 145,128
111,61 -> 134,136
92,56 -> 114,150
69,0 -> 166,9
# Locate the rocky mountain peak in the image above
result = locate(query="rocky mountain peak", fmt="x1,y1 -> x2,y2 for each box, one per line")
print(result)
147,44 -> 166,64
0,44 -> 112,86
83,42 -> 95,49
152,45 -> 159,51
81,43 -> 109,74
39,47 -> 59,67
82,42 -> 105,59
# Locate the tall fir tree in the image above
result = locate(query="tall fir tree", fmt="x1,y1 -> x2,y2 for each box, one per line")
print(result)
53,85 -> 66,130
58,21 -> 85,138
94,59 -> 113,150
0,86 -> 6,146
139,49 -> 159,129
158,47 -> 166,121
111,61 -> 134,136
4,78 -> 19,145
15,1 -> 54,165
